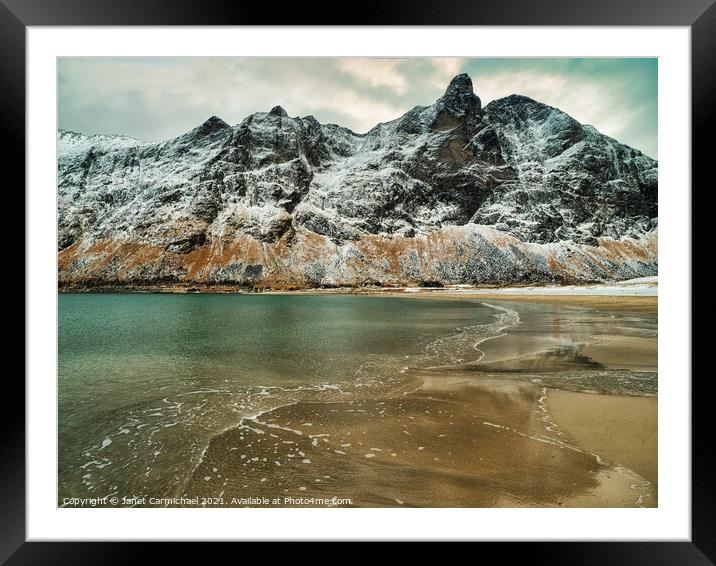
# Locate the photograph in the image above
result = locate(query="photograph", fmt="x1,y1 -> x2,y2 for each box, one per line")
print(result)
56,56 -> 658,509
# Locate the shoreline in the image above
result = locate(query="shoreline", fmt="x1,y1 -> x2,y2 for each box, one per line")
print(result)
180,296 -> 656,507
58,277 -> 657,297
59,283 -> 658,317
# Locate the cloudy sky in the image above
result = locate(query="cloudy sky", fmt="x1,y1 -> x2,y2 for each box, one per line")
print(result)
58,57 -> 657,158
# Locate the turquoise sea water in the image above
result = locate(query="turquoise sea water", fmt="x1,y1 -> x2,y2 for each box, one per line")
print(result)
58,294 -> 502,502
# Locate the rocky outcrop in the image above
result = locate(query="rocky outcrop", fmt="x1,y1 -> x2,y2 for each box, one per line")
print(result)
58,73 -> 658,288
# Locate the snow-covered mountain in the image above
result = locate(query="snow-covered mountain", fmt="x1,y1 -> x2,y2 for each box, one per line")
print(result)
58,74 -> 657,288
58,129 -> 145,159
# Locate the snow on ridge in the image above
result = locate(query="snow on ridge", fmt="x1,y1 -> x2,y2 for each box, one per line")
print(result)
58,129 -> 146,159
57,73 -> 658,286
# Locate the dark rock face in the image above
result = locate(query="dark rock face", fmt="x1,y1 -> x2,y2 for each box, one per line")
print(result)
192,116 -> 230,138
475,95 -> 658,243
57,74 -> 658,287
431,73 -> 482,130
269,105 -> 288,117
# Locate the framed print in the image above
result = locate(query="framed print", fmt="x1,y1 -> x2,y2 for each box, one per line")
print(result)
7,0 -> 710,561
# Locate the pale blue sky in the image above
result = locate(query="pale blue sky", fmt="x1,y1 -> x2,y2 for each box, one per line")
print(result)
58,57 -> 657,158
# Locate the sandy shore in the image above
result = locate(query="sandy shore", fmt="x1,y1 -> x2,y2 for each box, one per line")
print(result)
547,389 -> 657,489
183,372 -> 655,508
457,294 -> 657,315
178,294 -> 657,508
582,334 -> 658,371
143,293 -> 658,507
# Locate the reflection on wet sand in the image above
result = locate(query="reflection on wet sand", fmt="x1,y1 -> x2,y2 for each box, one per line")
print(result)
184,297 -> 657,508
185,374 -> 654,507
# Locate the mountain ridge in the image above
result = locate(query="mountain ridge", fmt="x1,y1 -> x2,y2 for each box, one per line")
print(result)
58,73 -> 658,288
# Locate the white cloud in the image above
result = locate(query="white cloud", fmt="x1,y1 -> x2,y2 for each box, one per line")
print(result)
430,58 -> 463,88
338,58 -> 409,95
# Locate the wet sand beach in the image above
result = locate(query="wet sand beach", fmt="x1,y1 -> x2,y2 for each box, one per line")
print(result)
184,377 -> 655,507
59,293 -> 657,508
181,295 -> 657,508
582,335 -> 657,372
547,390 -> 657,487
443,294 -> 656,315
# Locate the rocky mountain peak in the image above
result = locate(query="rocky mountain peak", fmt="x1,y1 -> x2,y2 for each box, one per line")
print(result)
191,115 -> 229,138
269,105 -> 288,117
445,73 -> 474,96
432,73 -> 482,130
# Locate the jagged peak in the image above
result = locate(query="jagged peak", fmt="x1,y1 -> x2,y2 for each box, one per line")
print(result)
201,115 -> 229,128
486,93 -> 552,112
495,93 -> 538,103
485,95 -> 586,133
444,73 -> 474,98
431,73 -> 481,129
269,105 -> 288,117
58,128 -> 83,137
440,74 -> 481,112
440,74 -> 480,112
187,115 -> 229,139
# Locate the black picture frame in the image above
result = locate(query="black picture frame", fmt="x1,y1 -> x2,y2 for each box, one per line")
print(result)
5,0 -> 708,561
